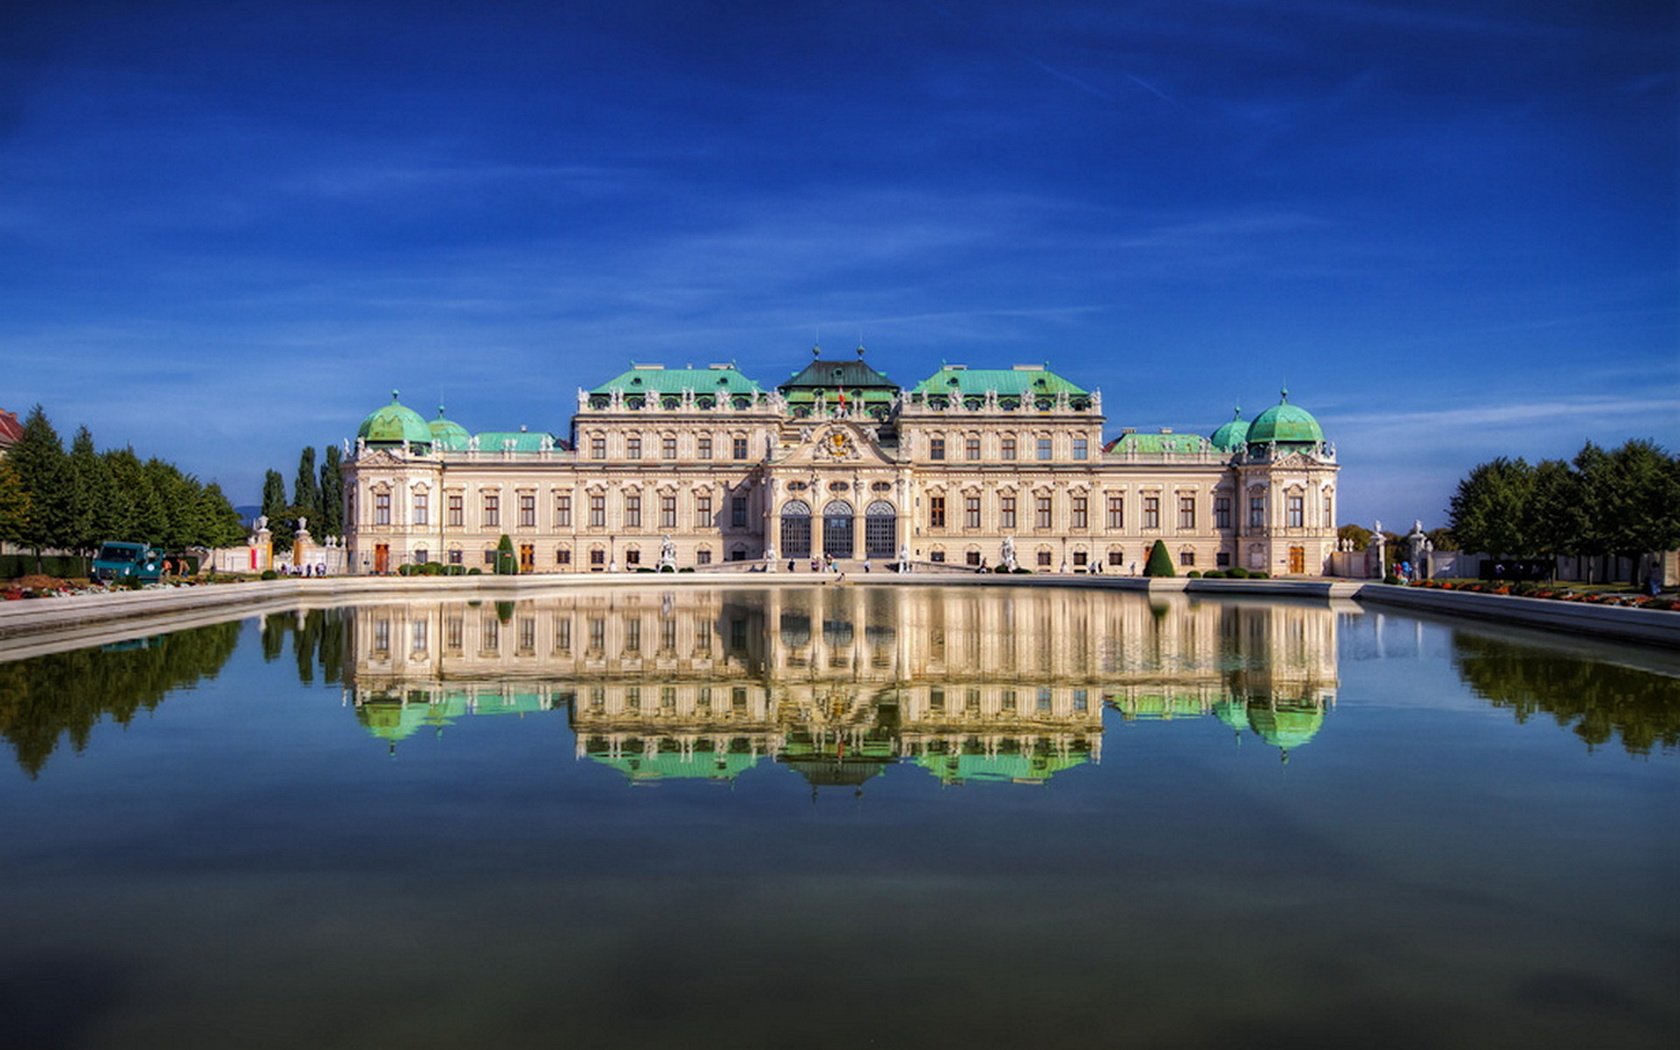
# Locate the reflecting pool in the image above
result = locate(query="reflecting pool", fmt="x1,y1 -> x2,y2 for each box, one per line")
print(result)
1,586 -> 1675,1050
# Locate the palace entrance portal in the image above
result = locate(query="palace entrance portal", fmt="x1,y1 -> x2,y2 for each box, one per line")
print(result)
822,501 -> 854,559
780,500 -> 812,559
865,501 -> 896,559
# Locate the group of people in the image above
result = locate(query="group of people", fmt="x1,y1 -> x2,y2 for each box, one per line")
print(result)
276,562 -> 327,577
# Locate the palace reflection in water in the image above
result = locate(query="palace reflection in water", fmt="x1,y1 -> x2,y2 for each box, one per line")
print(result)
341,586 -> 1342,785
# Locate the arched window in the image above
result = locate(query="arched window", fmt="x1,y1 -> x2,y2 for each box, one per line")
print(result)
823,500 -> 854,559
865,500 -> 896,558
780,499 -> 812,558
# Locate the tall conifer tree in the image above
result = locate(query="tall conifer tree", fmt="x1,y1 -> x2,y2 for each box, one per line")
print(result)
293,447 -> 320,527
9,406 -> 68,569
319,445 -> 343,537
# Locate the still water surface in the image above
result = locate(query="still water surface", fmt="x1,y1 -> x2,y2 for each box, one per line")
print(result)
1,586 -> 1676,1050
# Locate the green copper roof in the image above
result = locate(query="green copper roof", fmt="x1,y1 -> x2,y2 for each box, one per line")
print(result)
911,365 -> 1086,398
587,747 -> 764,782
1106,431 -> 1215,455
474,430 -> 554,453
1209,408 -> 1249,452
780,354 -> 899,392
591,364 -> 762,397
357,392 -> 433,447
1247,390 -> 1325,447
1246,703 -> 1325,752
914,749 -> 1089,785
429,406 -> 471,451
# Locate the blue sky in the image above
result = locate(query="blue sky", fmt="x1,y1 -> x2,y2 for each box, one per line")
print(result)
2,0 -> 1674,527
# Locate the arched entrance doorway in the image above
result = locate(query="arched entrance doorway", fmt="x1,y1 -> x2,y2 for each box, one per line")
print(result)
780,500 -> 812,558
822,500 -> 854,559
865,500 -> 896,559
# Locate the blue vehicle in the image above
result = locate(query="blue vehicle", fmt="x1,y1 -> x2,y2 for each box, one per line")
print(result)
91,541 -> 166,584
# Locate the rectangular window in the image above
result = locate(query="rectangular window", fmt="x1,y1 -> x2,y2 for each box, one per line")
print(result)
1073,437 -> 1088,460
662,436 -> 677,460
1287,495 -> 1304,528
627,435 -> 642,459
930,496 -> 946,528
482,493 -> 499,528
698,435 -> 713,459
411,620 -> 427,653
1073,550 -> 1087,567
1108,548 -> 1124,567
446,616 -> 463,650
374,492 -> 390,526
413,548 -> 428,566
1037,550 -> 1053,567
1214,497 -> 1231,530
732,436 -> 748,460
1035,495 -> 1052,529
964,496 -> 980,529
590,436 -> 606,460
1002,436 -> 1017,460
556,547 -> 571,565
731,496 -> 747,527
589,495 -> 606,528
1217,551 -> 1231,567
1106,495 -> 1123,530
697,548 -> 711,565
1072,495 -> 1088,529
412,491 -> 429,526
448,549 -> 463,565
590,548 -> 605,567
1036,437 -> 1052,461
1143,496 -> 1159,530
1001,495 -> 1016,530
447,493 -> 463,527
696,493 -> 712,525
930,550 -> 945,563
930,436 -> 945,461
966,550 -> 981,566
556,494 -> 572,528
1180,550 -> 1196,567
555,619 -> 571,652
661,495 -> 677,529
1249,496 -> 1265,528
626,548 -> 640,566
965,436 -> 980,461
1323,496 -> 1333,529
519,493 -> 536,528
1179,496 -> 1195,530
625,493 -> 641,528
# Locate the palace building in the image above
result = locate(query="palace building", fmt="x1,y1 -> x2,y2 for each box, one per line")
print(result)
340,346 -> 1339,575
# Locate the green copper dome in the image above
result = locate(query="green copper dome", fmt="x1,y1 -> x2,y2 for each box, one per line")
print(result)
1209,407 -> 1250,452
1247,390 -> 1324,447
1246,702 -> 1325,754
357,391 -> 432,448
428,405 -> 470,450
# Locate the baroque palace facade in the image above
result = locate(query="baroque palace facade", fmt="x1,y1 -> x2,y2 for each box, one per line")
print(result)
341,347 -> 1339,575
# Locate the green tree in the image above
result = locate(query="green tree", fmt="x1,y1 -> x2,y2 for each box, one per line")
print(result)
1523,459 -> 1579,565
1448,457 -> 1534,555
293,447 -> 320,527
1143,538 -> 1175,578
260,469 -> 294,552
197,483 -> 247,549
318,445 -> 344,537
0,460 -> 33,547
1570,442 -> 1613,580
64,425 -> 114,555
100,448 -> 144,544
1425,527 -> 1458,552
1601,439 -> 1680,572
1337,524 -> 1372,551
9,406 -> 68,570
495,534 -> 517,574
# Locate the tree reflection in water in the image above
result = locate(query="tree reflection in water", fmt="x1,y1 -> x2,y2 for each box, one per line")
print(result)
1451,632 -> 1680,754
0,621 -> 240,777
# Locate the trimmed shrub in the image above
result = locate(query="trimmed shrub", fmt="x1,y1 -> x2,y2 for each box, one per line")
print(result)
1187,570 -> 1202,578
260,569 -> 278,580
422,561 -> 443,576
1228,567 -> 1249,579
1013,567 -> 1032,574
494,535 -> 516,575
678,567 -> 695,573
1250,570 -> 1270,579
468,567 -> 482,576
1203,569 -> 1225,579
1143,540 -> 1175,578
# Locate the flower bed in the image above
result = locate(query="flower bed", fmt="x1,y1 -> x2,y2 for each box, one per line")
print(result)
1408,578 -> 1677,610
